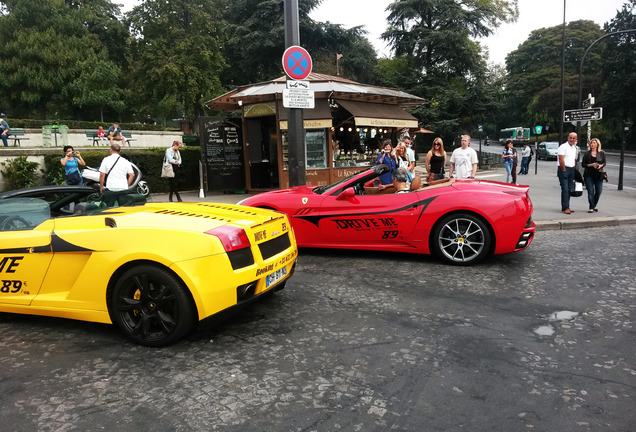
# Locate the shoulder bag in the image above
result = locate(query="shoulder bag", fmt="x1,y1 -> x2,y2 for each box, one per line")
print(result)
66,169 -> 82,185
161,156 -> 174,178
103,156 -> 121,187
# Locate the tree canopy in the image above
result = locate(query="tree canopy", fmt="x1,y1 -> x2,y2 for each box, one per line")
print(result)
0,0 -> 632,148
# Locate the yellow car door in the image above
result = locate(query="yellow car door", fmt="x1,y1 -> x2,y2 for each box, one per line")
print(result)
0,219 -> 54,306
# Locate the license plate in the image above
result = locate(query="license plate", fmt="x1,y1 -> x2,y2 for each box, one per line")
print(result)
266,267 -> 287,287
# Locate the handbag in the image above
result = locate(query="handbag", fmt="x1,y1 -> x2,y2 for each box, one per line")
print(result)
570,169 -> 583,197
66,169 -> 81,185
434,167 -> 445,180
161,158 -> 174,178
601,171 -> 608,182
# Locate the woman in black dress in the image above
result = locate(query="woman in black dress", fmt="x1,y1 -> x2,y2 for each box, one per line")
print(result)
425,137 -> 447,183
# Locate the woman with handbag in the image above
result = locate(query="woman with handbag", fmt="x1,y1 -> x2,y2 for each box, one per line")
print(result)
581,138 -> 605,213
164,140 -> 183,202
425,137 -> 447,183
60,146 -> 85,185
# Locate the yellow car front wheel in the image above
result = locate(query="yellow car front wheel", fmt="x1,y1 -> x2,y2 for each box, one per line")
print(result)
110,265 -> 196,347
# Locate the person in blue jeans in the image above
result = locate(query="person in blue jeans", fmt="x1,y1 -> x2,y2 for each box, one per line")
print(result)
520,143 -> 531,174
581,138 -> 605,213
0,118 -> 9,147
502,140 -> 515,183
557,132 -> 579,214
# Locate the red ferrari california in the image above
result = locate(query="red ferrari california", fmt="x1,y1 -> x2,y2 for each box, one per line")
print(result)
239,165 -> 535,265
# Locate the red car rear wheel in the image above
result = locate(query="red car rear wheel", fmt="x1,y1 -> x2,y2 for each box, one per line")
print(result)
431,213 -> 491,265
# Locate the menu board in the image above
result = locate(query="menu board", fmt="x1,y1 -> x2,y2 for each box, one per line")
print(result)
199,117 -> 245,191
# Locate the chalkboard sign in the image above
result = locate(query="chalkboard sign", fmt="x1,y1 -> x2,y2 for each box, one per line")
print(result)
199,117 -> 245,191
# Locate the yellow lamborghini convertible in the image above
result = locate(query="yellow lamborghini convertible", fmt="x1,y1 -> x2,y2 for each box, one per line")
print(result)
0,186 -> 297,346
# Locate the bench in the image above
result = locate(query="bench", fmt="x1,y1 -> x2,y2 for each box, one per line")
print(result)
86,130 -> 109,146
86,130 -> 136,146
7,129 -> 30,147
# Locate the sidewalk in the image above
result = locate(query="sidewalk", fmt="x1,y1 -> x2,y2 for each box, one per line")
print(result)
151,166 -> 636,232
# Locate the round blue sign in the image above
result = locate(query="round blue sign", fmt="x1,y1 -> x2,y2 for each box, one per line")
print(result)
282,46 -> 313,80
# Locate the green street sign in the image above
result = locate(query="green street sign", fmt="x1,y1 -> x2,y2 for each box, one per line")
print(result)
534,126 -> 543,134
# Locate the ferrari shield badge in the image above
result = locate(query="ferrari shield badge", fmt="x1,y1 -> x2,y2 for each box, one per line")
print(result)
302,197 -> 308,205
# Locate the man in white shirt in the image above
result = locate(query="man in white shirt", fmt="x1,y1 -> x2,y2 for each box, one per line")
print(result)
557,132 -> 579,214
99,143 -> 135,206
448,134 -> 478,179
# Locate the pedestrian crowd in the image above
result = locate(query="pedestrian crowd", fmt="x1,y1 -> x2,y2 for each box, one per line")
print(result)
372,130 -> 604,216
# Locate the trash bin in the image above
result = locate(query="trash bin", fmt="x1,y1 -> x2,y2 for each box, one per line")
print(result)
42,125 -> 68,147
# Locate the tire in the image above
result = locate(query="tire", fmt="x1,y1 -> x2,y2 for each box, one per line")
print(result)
430,213 -> 492,265
136,180 -> 150,196
110,265 -> 196,347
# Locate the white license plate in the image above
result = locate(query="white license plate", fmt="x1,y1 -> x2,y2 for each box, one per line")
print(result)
266,267 -> 287,287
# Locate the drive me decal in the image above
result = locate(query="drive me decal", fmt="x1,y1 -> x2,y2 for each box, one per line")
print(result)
294,196 -> 437,227
0,256 -> 24,294
334,217 -> 398,230
334,217 -> 400,239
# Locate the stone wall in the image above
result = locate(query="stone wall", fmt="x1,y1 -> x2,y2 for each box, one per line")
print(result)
0,130 -> 185,191
6,129 -> 183,149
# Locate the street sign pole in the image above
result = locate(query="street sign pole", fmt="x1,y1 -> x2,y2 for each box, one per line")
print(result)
284,0 -> 305,187
619,122 -> 632,191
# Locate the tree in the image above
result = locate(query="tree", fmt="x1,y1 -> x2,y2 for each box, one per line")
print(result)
382,0 -> 517,78
378,0 -> 518,140
504,20 -> 604,129
221,0 -> 377,86
126,0 -> 227,121
0,0 -> 125,119
601,0 -> 636,142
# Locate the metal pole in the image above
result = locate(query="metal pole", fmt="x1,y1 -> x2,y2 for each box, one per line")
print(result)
558,0 -> 566,146
284,0 -> 306,187
618,122 -> 632,191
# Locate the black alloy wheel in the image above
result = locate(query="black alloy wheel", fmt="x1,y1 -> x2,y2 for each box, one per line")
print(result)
431,213 -> 492,265
110,265 -> 195,347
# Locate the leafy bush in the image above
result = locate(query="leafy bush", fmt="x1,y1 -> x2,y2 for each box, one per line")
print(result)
0,156 -> 41,191
43,147 -> 202,193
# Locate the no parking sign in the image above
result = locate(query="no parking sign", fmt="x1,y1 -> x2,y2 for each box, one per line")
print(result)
282,46 -> 312,80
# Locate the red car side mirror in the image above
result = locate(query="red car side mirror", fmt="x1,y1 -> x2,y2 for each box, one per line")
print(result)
336,187 -> 356,201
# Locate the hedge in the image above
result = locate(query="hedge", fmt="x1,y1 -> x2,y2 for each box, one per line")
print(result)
44,147 -> 202,193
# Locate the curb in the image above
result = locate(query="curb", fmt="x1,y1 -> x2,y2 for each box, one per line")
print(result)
535,215 -> 636,231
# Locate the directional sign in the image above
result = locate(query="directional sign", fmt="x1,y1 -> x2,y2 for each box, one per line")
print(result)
282,46 -> 313,80
563,107 -> 603,122
582,95 -> 595,109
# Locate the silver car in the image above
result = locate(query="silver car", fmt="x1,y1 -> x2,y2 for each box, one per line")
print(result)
537,141 -> 559,160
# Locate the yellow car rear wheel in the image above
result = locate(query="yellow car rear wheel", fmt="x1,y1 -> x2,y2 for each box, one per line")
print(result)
110,265 -> 196,347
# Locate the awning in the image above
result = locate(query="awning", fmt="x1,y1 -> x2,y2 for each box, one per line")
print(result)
336,100 -> 418,128
277,99 -> 332,130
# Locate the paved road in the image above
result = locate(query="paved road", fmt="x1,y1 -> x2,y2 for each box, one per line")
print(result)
1,226 -> 634,431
